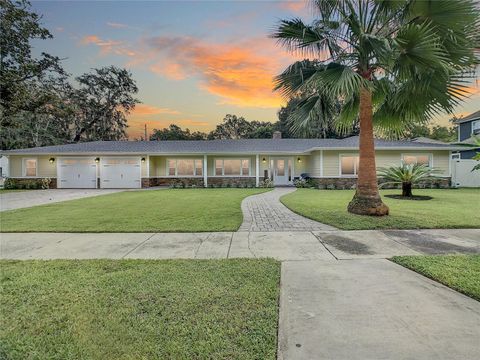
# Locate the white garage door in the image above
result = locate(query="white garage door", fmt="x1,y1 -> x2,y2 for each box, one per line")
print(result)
58,158 -> 97,188
100,157 -> 141,189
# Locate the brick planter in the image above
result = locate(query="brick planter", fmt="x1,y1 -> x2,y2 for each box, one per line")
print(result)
143,177 -> 205,188
142,177 -> 259,188
5,177 -> 57,189
309,177 -> 451,190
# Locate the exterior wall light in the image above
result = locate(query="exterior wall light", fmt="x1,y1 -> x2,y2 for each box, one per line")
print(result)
141,157 -> 146,163
95,157 -> 100,163
297,157 -> 302,163
49,157 -> 55,164
262,157 -> 267,163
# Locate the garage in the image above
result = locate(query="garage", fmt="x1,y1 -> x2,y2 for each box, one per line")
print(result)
57,157 -> 97,188
100,157 -> 141,189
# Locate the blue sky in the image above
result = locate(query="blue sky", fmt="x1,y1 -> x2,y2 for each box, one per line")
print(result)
31,0 -> 479,138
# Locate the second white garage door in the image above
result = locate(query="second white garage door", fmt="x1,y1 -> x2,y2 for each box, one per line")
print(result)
100,157 -> 141,189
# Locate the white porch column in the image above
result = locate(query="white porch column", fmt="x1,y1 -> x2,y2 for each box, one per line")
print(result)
203,155 -> 208,187
146,155 -> 150,178
255,154 -> 260,187
320,150 -> 324,177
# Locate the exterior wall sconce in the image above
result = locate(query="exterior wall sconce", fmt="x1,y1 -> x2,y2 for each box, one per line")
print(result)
49,157 -> 55,164
95,157 -> 100,163
297,157 -> 302,163
262,157 -> 267,163
141,157 -> 146,163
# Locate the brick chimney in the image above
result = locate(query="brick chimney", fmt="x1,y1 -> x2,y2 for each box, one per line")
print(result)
272,131 -> 282,139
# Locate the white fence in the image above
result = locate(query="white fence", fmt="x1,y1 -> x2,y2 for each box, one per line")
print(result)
451,159 -> 480,187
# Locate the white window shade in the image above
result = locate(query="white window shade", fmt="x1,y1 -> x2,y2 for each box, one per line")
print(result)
167,159 -> 202,176
24,159 -> 37,177
402,154 -> 431,167
340,155 -> 359,176
215,159 -> 250,176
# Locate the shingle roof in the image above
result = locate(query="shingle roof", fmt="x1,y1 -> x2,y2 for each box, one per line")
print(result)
455,110 -> 480,124
1,136 -> 462,155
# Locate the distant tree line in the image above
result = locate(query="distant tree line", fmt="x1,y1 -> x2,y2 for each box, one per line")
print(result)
1,0 -> 139,150
149,111 -> 456,142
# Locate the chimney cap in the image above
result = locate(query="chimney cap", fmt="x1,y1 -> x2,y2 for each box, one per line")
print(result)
272,131 -> 282,139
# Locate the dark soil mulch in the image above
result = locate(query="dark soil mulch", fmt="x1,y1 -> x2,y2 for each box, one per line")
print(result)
384,194 -> 433,201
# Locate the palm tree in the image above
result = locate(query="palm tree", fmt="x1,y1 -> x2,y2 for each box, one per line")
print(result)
378,164 -> 440,197
272,0 -> 479,216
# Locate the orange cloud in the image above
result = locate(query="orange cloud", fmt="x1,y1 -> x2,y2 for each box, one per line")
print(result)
131,104 -> 180,116
79,32 -> 302,108
150,61 -> 187,80
80,34 -> 136,57
146,36 -> 285,108
278,1 -> 307,13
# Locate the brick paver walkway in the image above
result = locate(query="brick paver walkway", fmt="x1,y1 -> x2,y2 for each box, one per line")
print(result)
238,187 -> 337,232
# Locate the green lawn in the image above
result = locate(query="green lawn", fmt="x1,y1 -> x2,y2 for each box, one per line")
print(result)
0,259 -> 280,360
391,255 -> 480,301
0,188 -> 268,232
0,189 -> 26,194
281,188 -> 480,230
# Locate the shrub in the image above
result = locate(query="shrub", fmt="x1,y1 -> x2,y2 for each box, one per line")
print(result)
259,179 -> 274,188
378,164 -> 441,197
3,178 -> 51,190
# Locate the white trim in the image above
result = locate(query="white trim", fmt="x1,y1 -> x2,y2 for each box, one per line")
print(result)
448,151 -> 452,176
320,150 -> 324,177
255,154 -> 259,187
146,155 -> 150,178
203,155 -> 207,187
401,153 -> 433,167
472,120 -> 480,136
22,157 -> 38,177
339,153 -> 359,177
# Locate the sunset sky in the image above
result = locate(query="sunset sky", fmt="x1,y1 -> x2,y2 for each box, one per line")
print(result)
31,0 -> 479,139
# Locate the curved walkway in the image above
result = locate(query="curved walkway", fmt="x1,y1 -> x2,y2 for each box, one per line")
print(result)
238,187 -> 336,232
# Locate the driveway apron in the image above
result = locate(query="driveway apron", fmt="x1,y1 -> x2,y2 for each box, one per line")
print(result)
0,189 -> 124,211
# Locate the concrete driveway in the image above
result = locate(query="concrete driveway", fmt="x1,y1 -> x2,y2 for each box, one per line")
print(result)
0,189 -> 124,211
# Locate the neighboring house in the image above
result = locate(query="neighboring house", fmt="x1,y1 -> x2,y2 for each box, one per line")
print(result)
0,155 -> 8,178
1,136 -> 461,189
454,110 -> 480,159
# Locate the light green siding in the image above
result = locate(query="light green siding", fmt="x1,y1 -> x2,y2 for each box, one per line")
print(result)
319,149 -> 451,177
8,155 -> 56,177
7,149 -> 451,180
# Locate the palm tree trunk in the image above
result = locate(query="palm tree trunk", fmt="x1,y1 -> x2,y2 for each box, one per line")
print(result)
402,182 -> 412,197
347,86 -> 389,216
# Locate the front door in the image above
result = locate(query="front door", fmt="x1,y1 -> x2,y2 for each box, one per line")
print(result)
273,158 -> 291,185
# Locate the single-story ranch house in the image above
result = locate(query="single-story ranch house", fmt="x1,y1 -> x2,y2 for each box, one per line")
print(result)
1,136 -> 462,189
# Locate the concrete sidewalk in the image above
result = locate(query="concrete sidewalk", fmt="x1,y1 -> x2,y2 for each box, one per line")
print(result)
1,229 -> 478,260
278,259 -> 480,360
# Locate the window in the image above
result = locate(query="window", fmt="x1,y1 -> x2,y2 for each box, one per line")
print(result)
214,159 -> 250,176
167,159 -> 202,176
402,154 -> 431,167
340,155 -> 359,176
23,158 -> 37,177
473,120 -> 480,135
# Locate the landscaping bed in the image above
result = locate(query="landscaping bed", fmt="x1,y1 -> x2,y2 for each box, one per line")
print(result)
0,188 -> 268,232
0,259 -> 280,360
281,189 -> 480,230
391,255 -> 480,301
